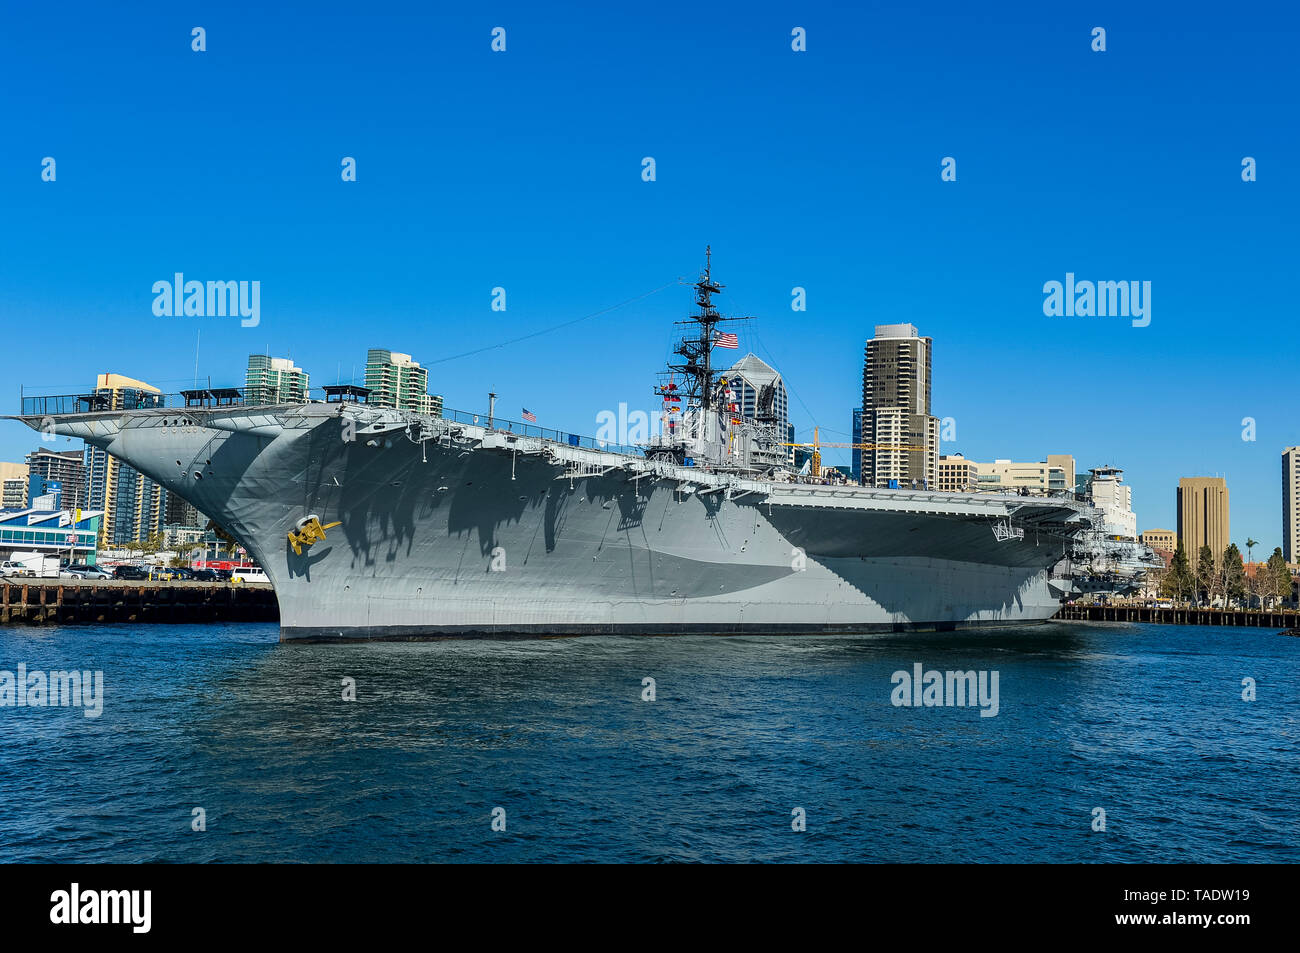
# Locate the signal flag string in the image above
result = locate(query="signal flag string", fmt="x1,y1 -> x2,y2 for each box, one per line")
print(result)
426,280 -> 681,366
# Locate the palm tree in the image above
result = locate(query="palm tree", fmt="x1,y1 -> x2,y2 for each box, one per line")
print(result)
1246,537 -> 1260,608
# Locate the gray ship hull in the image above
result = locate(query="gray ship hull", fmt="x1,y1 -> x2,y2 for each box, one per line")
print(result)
18,404 -> 1089,642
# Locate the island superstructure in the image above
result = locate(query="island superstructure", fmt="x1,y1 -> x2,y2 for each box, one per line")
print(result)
8,253 -> 1153,641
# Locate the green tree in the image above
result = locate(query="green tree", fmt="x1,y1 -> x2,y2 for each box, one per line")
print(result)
170,539 -> 204,568
1146,564 -> 1166,601
131,533 -> 161,556
1266,548 -> 1293,608
1196,545 -> 1217,606
1161,545 -> 1195,603
1222,543 -> 1246,606
1244,537 -> 1260,606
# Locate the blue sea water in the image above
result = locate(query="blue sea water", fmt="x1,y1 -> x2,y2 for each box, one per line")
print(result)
0,622 -> 1296,863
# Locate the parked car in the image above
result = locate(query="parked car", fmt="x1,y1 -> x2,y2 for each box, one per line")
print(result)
169,567 -> 195,581
213,568 -> 233,582
190,568 -> 219,582
113,565 -> 149,581
63,563 -> 113,580
148,567 -> 179,582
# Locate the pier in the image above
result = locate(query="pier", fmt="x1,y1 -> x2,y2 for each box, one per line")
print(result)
1056,603 -> 1299,629
0,580 -> 279,626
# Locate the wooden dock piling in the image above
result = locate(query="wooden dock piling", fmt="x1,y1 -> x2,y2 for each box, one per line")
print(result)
0,581 -> 279,626
1055,604 -> 1299,628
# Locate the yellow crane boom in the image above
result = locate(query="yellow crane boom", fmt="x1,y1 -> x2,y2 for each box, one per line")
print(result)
777,427 -> 928,477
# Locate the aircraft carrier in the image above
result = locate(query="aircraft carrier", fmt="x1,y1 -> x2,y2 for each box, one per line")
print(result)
8,256 -> 1151,642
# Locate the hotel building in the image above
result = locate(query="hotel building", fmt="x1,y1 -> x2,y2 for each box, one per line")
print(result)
859,324 -> 938,488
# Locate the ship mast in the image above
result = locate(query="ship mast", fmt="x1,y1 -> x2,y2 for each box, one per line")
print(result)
695,245 -> 720,412
656,246 -> 749,416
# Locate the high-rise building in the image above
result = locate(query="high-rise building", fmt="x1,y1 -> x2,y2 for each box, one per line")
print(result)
26,448 -> 87,509
364,349 -> 435,413
165,492 -> 202,529
1282,448 -> 1300,563
84,374 -> 168,546
725,353 -> 790,467
1177,477 -> 1230,566
0,462 -> 28,483
937,454 -> 980,492
860,324 -> 938,488
725,354 -> 789,432
1140,529 -> 1177,555
1,480 -> 26,509
850,407 -> 863,483
245,355 -> 310,404
2,482 -> 27,509
0,462 -> 28,509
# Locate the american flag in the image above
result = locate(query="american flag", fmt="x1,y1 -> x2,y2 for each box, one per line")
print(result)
521,407 -> 537,422
713,332 -> 739,349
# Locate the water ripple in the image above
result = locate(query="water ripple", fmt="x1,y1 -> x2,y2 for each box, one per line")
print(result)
0,621 -> 1297,862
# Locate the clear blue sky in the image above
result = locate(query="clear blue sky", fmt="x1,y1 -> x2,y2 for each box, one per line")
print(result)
1,1 -> 1296,553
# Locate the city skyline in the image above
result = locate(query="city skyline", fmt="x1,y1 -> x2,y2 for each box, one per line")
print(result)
6,348 -> 1285,557
1,2 -> 1296,551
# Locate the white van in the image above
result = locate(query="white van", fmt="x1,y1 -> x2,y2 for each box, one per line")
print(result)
231,566 -> 271,585
3,554 -> 59,578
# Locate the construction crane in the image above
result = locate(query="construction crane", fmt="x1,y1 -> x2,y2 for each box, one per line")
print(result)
779,427 -> 930,478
